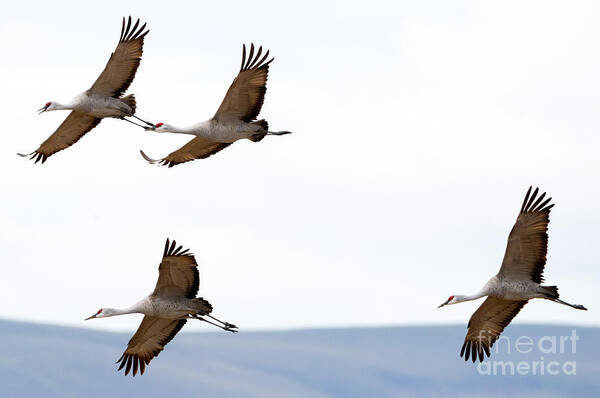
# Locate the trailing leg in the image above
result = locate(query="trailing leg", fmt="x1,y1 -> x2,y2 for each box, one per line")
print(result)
120,117 -> 147,129
206,314 -> 237,329
132,115 -> 155,127
266,130 -> 292,136
189,314 -> 238,332
541,285 -> 587,310
552,298 -> 587,311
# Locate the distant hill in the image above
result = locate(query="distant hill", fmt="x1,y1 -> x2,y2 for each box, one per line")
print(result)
0,320 -> 598,397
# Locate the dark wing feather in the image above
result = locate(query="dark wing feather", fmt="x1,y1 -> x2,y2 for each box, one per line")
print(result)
213,43 -> 273,122
116,316 -> 186,376
498,186 -> 554,283
139,137 -> 231,168
89,16 -> 149,97
151,238 -> 199,298
19,111 -> 101,163
460,297 -> 527,362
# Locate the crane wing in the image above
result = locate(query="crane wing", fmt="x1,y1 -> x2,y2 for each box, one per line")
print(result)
152,238 -> 199,298
89,16 -> 149,97
498,187 -> 554,284
116,316 -> 186,376
460,297 -> 527,362
19,111 -> 102,163
213,43 -> 273,122
139,137 -> 231,167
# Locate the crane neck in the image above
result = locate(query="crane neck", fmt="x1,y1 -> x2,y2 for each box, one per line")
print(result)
166,125 -> 188,134
455,290 -> 488,303
168,121 -> 210,135
52,101 -> 78,111
101,305 -> 144,317
156,124 -> 199,135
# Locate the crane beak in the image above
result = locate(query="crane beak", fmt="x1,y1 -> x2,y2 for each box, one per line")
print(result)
37,105 -> 49,114
85,314 -> 97,320
437,301 -> 448,309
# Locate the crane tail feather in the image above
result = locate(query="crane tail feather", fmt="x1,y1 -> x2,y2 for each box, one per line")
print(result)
541,285 -> 559,299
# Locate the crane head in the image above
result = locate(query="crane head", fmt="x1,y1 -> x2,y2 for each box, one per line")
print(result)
37,102 -> 53,114
144,122 -> 162,131
85,308 -> 107,321
85,308 -> 119,319
437,295 -> 456,308
151,122 -> 170,133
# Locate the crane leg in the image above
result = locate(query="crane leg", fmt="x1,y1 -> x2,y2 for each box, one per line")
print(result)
552,298 -> 587,310
206,314 -> 237,329
131,115 -> 155,127
120,117 -> 147,129
189,315 -> 238,332
266,130 -> 292,136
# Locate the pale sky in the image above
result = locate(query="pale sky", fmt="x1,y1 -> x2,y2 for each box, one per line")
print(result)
1,0 -> 599,332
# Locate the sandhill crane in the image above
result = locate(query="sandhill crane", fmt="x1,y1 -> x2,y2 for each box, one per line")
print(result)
85,238 -> 237,376
140,43 -> 291,167
19,16 -> 154,164
438,187 -> 587,363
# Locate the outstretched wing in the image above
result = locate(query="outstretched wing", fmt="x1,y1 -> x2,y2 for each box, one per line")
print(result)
498,186 -> 554,284
140,137 -> 231,167
213,43 -> 273,122
89,16 -> 149,97
116,316 -> 186,376
460,297 -> 527,362
19,111 -> 101,163
152,238 -> 199,298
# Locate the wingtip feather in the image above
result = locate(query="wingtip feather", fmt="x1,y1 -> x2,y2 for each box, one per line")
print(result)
164,238 -> 170,256
140,150 -> 160,164
521,186 -> 533,213
240,44 -> 247,71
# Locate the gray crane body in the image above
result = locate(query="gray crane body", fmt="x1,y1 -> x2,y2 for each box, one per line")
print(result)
49,92 -> 134,118
484,275 -> 551,301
